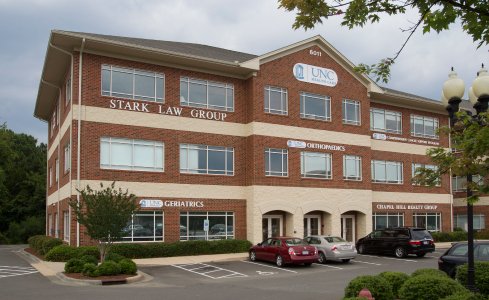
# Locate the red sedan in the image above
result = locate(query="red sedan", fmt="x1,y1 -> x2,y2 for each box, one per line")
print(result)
249,237 -> 319,267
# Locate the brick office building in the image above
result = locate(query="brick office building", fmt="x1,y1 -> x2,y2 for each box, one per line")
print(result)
34,30 -> 470,247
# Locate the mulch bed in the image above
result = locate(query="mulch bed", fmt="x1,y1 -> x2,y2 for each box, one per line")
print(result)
64,273 -> 135,281
24,247 -> 44,260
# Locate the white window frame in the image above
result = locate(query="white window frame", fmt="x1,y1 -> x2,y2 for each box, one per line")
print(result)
49,167 -> 53,187
65,77 -> 71,106
410,114 -> 439,139
101,64 -> 165,102
454,214 -> 486,231
452,175 -> 483,192
64,143 -> 71,173
100,137 -> 164,172
55,158 -> 59,183
370,108 -> 402,134
413,212 -> 442,232
121,211 -> 164,242
343,155 -> 362,181
372,213 -> 404,230
412,163 -> 440,186
371,160 -> 403,184
265,148 -> 288,177
300,151 -> 332,179
63,211 -> 70,242
180,77 -> 234,112
300,92 -> 331,121
179,144 -> 234,176
180,211 -> 235,241
342,99 -> 361,125
48,214 -> 53,236
264,85 -> 288,115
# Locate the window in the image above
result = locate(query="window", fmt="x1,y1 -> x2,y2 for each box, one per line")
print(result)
370,108 -> 402,134
300,152 -> 332,179
342,99 -> 360,125
413,213 -> 441,232
55,158 -> 59,183
343,155 -> 362,181
48,214 -> 53,236
50,110 -> 56,137
412,163 -> 440,186
300,92 -> 331,121
100,137 -> 164,172
63,211 -> 70,242
264,85 -> 288,115
180,144 -> 234,175
102,65 -> 164,102
410,115 -> 439,139
64,143 -> 71,173
372,213 -> 404,230
54,213 -> 59,238
454,214 -> 486,231
180,211 -> 234,241
49,167 -> 53,187
452,175 -> 484,192
180,77 -> 234,112
265,148 -> 288,177
371,160 -> 403,184
121,211 -> 163,242
65,77 -> 71,105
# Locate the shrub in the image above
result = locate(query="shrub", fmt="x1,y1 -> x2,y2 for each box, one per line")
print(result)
344,275 -> 393,300
64,258 -> 85,273
80,255 -> 98,265
5,216 -> 44,244
119,259 -> 137,275
76,246 -> 99,259
398,274 -> 466,300
342,298 -> 365,300
432,231 -> 467,242
456,262 -> 489,295
411,268 -> 448,278
96,261 -> 121,276
0,232 -> 9,244
82,263 -> 98,277
379,271 -> 409,298
28,235 -> 48,253
45,245 -> 77,261
104,252 -> 125,263
40,237 -> 63,255
476,230 -> 489,240
442,292 -> 488,300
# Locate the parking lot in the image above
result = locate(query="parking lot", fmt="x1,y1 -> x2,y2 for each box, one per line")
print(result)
139,248 -> 446,299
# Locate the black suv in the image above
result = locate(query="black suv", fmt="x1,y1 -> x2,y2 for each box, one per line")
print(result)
356,227 -> 435,258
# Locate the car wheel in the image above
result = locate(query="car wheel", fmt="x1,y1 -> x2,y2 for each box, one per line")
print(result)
249,250 -> 256,262
395,246 -> 407,258
304,263 -> 312,267
342,259 -> 350,263
275,255 -> 284,267
318,252 -> 326,264
416,252 -> 426,258
358,244 -> 366,254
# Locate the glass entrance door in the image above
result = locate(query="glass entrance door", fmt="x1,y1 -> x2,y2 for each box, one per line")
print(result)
341,215 -> 355,242
304,215 -> 321,237
262,215 -> 282,241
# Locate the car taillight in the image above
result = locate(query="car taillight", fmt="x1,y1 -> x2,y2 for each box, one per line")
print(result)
288,247 -> 296,255
409,240 -> 422,246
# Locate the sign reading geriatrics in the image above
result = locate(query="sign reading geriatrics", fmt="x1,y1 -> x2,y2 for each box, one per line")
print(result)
293,63 -> 338,87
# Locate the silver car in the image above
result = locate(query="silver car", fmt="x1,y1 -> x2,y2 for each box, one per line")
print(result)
305,235 -> 357,263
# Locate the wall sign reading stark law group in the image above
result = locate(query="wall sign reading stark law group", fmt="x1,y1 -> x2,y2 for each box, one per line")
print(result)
293,63 -> 338,87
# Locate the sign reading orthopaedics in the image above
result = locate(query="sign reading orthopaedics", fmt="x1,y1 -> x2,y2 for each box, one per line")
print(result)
287,140 -> 345,151
293,63 -> 338,87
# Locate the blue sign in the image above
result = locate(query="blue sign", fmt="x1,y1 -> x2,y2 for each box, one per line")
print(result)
293,63 -> 338,87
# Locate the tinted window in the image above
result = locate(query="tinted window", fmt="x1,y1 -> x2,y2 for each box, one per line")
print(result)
449,244 -> 468,256
285,238 -> 308,246
325,236 -> 346,243
411,229 -> 433,240
476,244 -> 489,260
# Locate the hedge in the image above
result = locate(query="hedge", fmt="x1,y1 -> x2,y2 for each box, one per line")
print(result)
398,274 -> 466,300
411,268 -> 449,278
378,271 -> 409,298
442,292 -> 488,300
431,230 -> 489,242
27,235 -> 63,255
344,275 -> 394,300
456,262 -> 489,295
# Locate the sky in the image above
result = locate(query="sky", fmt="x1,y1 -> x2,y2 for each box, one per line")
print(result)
0,0 -> 487,144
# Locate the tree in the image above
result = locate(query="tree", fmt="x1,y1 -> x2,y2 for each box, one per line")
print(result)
413,111 -> 489,203
278,0 -> 489,82
70,182 -> 138,262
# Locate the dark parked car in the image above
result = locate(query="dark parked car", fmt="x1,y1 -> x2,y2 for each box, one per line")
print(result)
438,241 -> 489,277
249,237 -> 318,267
356,227 -> 435,258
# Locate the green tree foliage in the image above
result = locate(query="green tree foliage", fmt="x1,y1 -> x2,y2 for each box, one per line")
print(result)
70,182 -> 137,262
0,123 -> 46,241
278,0 -> 489,82
413,111 -> 489,204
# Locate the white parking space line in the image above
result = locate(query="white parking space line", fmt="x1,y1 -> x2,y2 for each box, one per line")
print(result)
241,261 -> 298,273
359,255 -> 417,262
353,260 -> 382,266
313,264 -> 343,270
172,263 -> 248,280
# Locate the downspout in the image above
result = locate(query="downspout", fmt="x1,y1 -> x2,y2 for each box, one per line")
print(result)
77,39 -> 86,247
448,116 -> 453,231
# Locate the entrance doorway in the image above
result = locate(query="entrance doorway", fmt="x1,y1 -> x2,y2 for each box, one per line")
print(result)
341,215 -> 355,242
262,215 -> 282,241
304,215 -> 321,237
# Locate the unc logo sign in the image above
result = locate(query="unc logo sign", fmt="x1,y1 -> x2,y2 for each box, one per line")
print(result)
293,63 -> 338,87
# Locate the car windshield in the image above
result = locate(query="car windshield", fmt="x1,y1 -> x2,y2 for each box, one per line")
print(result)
411,229 -> 433,240
285,238 -> 308,246
324,236 -> 346,243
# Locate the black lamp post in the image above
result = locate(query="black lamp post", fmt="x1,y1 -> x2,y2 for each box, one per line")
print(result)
442,65 -> 489,291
